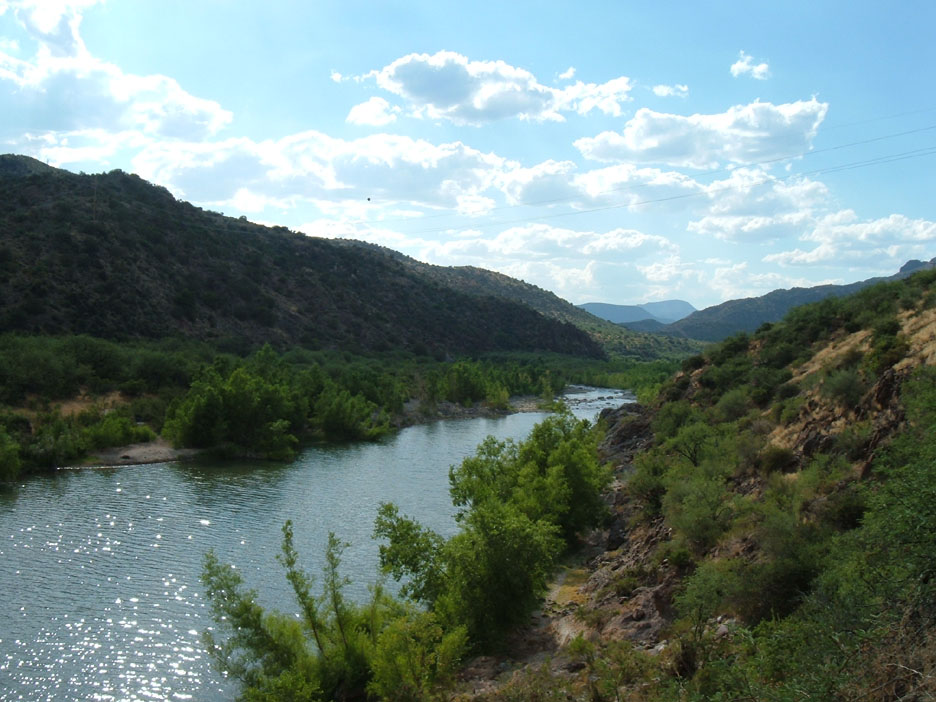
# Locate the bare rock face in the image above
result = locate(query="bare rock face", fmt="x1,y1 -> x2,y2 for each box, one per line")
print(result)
598,403 -> 653,472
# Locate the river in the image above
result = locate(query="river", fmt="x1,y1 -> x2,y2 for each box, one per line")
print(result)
0,387 -> 631,701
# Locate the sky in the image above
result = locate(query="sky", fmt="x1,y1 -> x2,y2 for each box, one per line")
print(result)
1,1 -> 934,309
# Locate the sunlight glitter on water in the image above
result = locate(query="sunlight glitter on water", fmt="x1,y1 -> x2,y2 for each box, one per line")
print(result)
0,388 -> 631,701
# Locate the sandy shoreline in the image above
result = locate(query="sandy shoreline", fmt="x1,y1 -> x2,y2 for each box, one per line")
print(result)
77,437 -> 202,469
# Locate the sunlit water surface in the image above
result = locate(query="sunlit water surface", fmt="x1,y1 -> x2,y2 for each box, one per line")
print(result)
0,387 -> 630,701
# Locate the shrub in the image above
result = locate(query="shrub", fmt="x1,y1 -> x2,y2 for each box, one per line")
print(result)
715,386 -> 751,421
759,444 -> 796,474
652,399 -> 701,441
822,368 -> 866,407
0,429 -> 21,481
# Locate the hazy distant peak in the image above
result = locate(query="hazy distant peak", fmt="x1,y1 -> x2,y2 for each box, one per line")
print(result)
578,300 -> 696,325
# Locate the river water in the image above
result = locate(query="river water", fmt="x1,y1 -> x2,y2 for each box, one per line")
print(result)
0,387 -> 630,701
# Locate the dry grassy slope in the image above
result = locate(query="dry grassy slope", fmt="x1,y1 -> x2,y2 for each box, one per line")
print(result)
767,306 -> 936,471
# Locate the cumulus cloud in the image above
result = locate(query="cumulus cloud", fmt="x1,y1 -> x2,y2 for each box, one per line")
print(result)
2,0 -> 103,57
362,50 -> 633,124
652,83 -> 688,98
123,131 -> 512,214
709,262 -> 829,300
730,51 -> 770,80
637,256 -> 695,283
346,97 -> 401,126
497,159 -> 702,213
558,66 -> 576,80
575,99 -> 828,168
0,0 -> 232,141
688,168 -> 829,240
764,211 -> 936,267
425,223 -> 676,264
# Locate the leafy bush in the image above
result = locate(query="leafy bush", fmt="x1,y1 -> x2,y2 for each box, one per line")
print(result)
715,386 -> 751,421
375,411 -> 607,649
759,444 -> 795,474
822,368 -> 866,407
0,429 -> 21,481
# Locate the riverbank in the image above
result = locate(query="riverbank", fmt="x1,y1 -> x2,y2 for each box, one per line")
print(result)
80,436 -> 202,468
76,395 -> 547,469
77,388 -> 628,469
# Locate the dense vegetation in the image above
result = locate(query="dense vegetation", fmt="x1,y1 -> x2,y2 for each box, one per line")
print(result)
0,155 -> 602,358
482,268 -> 936,699
0,332 -> 672,479
193,270 -> 936,700
0,153 -> 704,360
200,409 -> 608,700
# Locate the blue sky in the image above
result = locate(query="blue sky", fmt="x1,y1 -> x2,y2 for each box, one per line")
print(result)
2,1 -> 934,308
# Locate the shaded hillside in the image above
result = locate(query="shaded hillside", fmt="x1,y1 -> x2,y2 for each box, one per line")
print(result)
334,240 -> 701,359
0,156 -> 602,358
631,259 -> 935,342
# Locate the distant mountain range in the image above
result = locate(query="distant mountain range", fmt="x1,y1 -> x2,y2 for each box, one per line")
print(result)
0,155 -> 704,360
578,300 -> 696,325
621,259 -> 936,341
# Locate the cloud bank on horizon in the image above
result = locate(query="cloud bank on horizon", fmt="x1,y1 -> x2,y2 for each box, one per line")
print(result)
1,0 -> 934,308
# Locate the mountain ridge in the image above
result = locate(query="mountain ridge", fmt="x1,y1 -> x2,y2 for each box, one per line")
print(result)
622,260 -> 936,341
0,155 -> 603,358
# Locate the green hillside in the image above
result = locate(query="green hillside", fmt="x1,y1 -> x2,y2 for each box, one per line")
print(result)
334,240 -> 702,359
0,155 -> 601,359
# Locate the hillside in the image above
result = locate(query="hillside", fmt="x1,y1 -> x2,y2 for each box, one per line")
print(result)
0,155 -> 602,359
629,259 -> 936,341
334,240 -> 701,359
462,268 -> 936,700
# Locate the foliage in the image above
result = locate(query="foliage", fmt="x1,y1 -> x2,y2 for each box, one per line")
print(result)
202,408 -> 608,699
0,161 -> 608,359
0,429 -> 21,481
376,410 -> 607,649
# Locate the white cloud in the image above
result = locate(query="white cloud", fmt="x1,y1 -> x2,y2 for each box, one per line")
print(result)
455,194 -> 496,216
426,223 -> 675,264
124,131 -> 512,211
688,168 -> 829,240
708,262 -> 828,300
637,256 -> 695,283
575,99 -> 828,168
652,83 -> 688,98
346,97 -> 401,126
730,51 -> 770,80
362,50 -> 633,124
3,0 -> 103,57
765,211 -> 936,267
558,66 -> 575,80
0,0 -> 232,141
330,71 -> 343,82
497,159 -> 702,213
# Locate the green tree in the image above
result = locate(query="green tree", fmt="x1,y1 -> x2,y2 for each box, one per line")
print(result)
0,429 -> 21,481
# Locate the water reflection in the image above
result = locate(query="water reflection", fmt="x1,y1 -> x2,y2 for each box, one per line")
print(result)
0,387 -> 630,701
